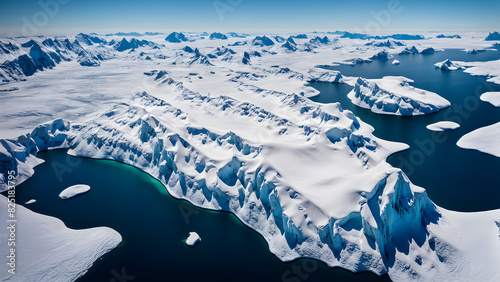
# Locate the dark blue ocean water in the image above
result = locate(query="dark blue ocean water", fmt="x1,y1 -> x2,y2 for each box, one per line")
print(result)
11,149 -> 390,282
310,49 -> 500,212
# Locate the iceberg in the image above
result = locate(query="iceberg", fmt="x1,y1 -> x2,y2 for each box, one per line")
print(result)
480,92 -> 500,107
420,47 -> 435,54
426,121 -> 460,131
392,60 -> 400,65
25,199 -> 36,204
59,184 -> 91,199
434,59 -> 465,71
186,232 -> 201,246
485,31 -> 500,41
457,122 -> 500,158
347,76 -> 451,116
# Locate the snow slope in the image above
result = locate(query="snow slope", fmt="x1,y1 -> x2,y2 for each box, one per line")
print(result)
426,121 -> 460,131
0,194 -> 121,281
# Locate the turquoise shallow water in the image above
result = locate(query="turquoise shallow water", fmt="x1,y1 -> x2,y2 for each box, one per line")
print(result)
310,49 -> 500,212
11,149 -> 390,281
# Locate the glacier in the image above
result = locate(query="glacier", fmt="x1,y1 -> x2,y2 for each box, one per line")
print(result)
1,31 -> 500,281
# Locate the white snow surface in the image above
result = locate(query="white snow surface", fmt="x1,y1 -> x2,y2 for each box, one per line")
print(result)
480,91 -> 500,107
457,91 -> 500,158
426,121 -> 460,131
434,59 -> 465,71
59,184 -> 91,199
186,232 -> 201,246
0,194 -> 121,281
434,59 -> 500,85
1,31 -> 500,281
347,76 -> 450,116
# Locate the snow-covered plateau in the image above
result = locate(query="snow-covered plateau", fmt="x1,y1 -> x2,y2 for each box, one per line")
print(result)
1,31 -> 500,281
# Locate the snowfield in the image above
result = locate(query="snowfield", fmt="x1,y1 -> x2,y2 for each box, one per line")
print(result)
59,184 -> 91,199
347,76 -> 450,116
1,31 -> 500,281
0,194 -> 121,281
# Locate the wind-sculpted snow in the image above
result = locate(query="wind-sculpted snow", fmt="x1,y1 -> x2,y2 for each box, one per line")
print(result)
348,77 -> 451,116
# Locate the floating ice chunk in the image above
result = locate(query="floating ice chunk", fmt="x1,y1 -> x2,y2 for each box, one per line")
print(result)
392,60 -> 400,65
348,76 -> 450,116
426,121 -> 460,131
0,194 -> 121,281
59,184 -> 91,199
25,199 -> 36,204
480,92 -> 500,107
186,232 -> 201,246
457,122 -> 500,158
434,59 -> 465,71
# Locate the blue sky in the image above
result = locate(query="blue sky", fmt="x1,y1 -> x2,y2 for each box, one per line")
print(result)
0,0 -> 499,36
